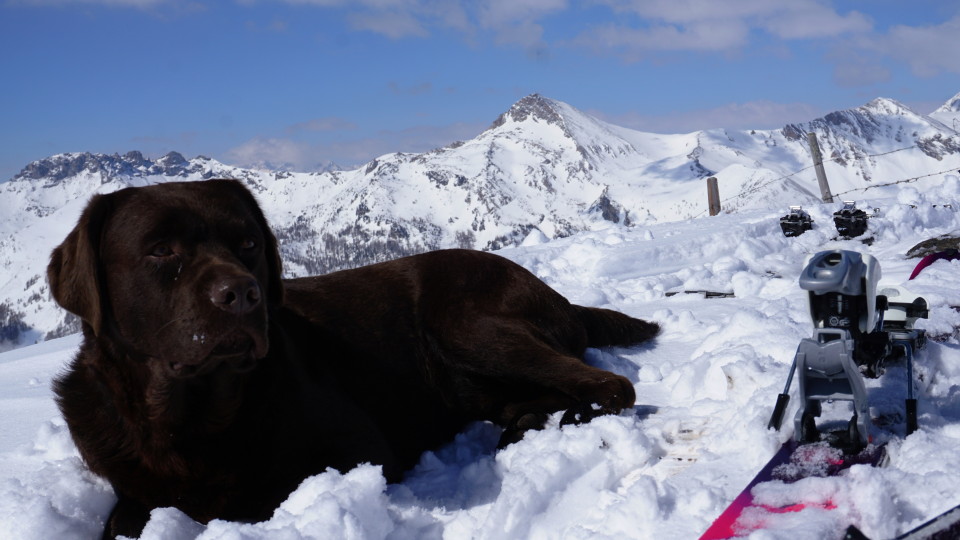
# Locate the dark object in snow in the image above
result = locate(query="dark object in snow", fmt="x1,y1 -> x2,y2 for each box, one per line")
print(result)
699,440 -> 888,539
906,234 -> 960,259
877,285 -> 928,435
909,248 -> 960,279
844,525 -> 871,540
768,250 -> 923,450
48,179 -> 661,540
779,205 -> 814,237
665,290 -> 735,299
833,200 -> 870,238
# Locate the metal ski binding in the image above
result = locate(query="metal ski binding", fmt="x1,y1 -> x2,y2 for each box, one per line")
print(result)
879,285 -> 928,434
780,206 -> 814,237
833,201 -> 870,239
768,250 -> 886,450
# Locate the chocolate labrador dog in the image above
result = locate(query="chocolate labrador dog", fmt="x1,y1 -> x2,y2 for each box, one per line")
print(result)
48,179 -> 659,539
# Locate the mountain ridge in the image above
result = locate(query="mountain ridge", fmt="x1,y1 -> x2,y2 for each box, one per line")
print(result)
2,91 -> 960,351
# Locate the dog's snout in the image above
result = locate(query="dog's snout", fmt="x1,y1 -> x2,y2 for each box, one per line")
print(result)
210,276 -> 262,315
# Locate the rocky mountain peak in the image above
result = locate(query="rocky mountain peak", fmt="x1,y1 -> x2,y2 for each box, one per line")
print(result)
860,97 -> 913,117
122,150 -> 150,167
781,96 -> 926,146
11,151 -> 224,184
481,93 -> 635,163
935,91 -> 960,114
488,94 -> 565,130
507,94 -> 563,124
157,151 -> 188,167
13,152 -> 110,183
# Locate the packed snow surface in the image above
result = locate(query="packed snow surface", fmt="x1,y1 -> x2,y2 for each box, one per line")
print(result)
4,180 -> 960,539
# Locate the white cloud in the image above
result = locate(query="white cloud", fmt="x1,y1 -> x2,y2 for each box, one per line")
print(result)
596,0 -> 778,24
579,20 -> 749,59
579,0 -> 873,59
347,10 -> 429,38
592,100 -> 825,133
880,16 -> 960,77
762,5 -> 871,40
224,137 -> 312,170
818,15 -> 960,87
249,0 -> 890,68
477,0 -> 566,46
278,0 -> 471,38
273,0 -> 565,49
224,120 -> 487,171
827,47 -> 891,88
478,0 -> 565,25
595,0 -> 868,33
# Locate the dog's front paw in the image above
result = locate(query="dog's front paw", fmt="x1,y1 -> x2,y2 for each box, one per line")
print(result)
498,411 -> 549,448
564,375 -> 636,424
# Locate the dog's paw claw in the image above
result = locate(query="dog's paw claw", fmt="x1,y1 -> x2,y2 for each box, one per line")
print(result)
575,375 -> 636,411
498,412 -> 548,448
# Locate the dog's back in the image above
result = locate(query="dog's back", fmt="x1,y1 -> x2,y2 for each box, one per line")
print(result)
283,248 -> 659,445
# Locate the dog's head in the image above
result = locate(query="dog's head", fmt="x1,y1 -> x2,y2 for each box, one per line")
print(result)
48,179 -> 283,378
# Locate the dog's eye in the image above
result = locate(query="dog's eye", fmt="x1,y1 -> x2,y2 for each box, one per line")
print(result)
150,244 -> 175,258
240,239 -> 257,251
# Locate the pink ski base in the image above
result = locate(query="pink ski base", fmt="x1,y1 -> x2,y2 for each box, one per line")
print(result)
699,441 -> 884,539
700,443 -> 796,540
699,443 -> 797,539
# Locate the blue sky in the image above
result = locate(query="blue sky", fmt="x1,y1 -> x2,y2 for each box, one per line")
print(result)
2,0 -> 959,180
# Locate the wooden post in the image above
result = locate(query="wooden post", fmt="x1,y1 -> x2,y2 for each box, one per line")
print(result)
807,132 -> 834,203
707,176 -> 721,216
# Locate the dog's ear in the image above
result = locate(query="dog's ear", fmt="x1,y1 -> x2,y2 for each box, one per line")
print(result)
47,192 -> 116,336
219,179 -> 284,306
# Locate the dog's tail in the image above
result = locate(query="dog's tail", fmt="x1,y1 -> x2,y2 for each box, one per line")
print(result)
574,305 -> 660,348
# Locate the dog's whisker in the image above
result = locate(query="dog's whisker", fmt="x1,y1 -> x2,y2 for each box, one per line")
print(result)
153,317 -> 193,338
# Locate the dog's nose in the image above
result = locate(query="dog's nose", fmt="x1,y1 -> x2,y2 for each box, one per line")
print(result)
210,276 -> 262,315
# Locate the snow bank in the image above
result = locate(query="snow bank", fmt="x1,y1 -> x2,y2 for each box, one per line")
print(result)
4,186 -> 960,539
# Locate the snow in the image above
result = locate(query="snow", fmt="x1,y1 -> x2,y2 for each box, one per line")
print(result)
5,183 -> 960,539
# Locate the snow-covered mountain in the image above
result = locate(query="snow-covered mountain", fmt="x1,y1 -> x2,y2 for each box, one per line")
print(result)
932,90 -> 960,118
2,92 -> 960,351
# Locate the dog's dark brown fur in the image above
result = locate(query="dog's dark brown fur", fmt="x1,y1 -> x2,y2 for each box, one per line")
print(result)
48,179 -> 659,539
